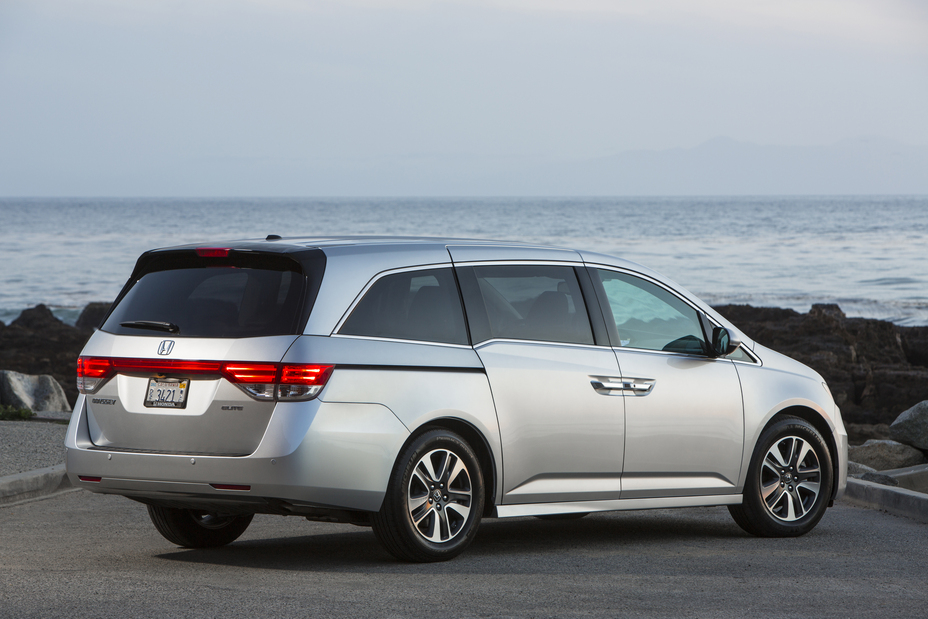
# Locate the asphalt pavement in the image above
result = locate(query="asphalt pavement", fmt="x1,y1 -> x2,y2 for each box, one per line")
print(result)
2,490 -> 927,618
0,420 -> 67,477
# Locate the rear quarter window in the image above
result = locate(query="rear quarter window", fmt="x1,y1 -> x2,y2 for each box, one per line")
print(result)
339,268 -> 469,345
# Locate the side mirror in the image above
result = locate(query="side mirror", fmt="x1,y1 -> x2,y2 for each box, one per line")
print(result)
711,326 -> 741,357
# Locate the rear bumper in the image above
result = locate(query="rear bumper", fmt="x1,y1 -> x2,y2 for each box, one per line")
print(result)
65,395 -> 410,513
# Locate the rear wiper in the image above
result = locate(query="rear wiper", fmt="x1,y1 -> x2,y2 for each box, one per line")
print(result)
120,320 -> 180,334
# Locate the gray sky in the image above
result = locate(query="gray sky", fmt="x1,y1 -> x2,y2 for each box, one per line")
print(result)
1,0 -> 926,196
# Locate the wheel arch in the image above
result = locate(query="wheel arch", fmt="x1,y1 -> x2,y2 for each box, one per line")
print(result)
400,417 -> 498,518
764,405 -> 841,502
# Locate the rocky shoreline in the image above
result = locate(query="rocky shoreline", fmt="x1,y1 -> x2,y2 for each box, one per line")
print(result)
0,303 -> 110,409
2,301 -> 927,445
713,304 -> 928,427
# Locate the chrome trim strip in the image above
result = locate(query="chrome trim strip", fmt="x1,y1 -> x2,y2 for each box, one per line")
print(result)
495,494 -> 743,518
329,333 -> 473,350
473,338 -> 608,351
451,260 -> 584,268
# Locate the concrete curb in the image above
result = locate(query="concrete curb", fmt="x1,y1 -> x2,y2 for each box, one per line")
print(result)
0,464 -> 73,506
841,478 -> 928,524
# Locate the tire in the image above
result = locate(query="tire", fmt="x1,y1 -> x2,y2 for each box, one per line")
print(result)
147,505 -> 254,548
535,512 -> 589,521
729,416 -> 834,537
372,428 -> 485,562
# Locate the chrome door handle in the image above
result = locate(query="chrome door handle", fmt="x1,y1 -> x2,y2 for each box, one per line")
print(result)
590,380 -> 625,391
590,377 -> 655,395
625,381 -> 654,393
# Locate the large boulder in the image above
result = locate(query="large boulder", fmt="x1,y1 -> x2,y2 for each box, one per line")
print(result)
859,472 -> 900,487
890,400 -> 928,451
75,302 -> 111,330
0,304 -> 97,407
0,370 -> 70,413
847,461 -> 877,476
847,439 -> 927,471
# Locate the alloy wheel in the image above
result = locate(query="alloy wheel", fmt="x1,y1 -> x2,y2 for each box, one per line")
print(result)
760,435 -> 822,522
406,448 -> 473,543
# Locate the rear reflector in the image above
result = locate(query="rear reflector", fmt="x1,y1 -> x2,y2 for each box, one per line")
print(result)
210,484 -> 251,491
78,476 -> 102,483
77,357 -> 334,401
195,247 -> 231,257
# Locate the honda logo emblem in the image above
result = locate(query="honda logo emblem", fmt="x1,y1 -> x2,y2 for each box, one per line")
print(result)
157,340 -> 175,356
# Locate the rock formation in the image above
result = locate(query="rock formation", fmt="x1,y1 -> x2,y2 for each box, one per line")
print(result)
0,370 -> 70,412
0,304 -> 108,408
714,304 -> 928,425
890,400 -> 928,451
1,301 -> 927,429
847,439 -> 927,471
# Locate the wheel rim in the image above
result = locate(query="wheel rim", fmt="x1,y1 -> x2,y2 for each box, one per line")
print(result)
760,436 -> 822,522
407,448 -> 473,543
189,511 -> 236,530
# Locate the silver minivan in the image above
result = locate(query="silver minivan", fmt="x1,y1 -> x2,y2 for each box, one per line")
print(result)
66,237 -> 848,562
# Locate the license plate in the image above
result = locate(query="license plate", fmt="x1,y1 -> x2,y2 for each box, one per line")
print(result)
144,378 -> 189,409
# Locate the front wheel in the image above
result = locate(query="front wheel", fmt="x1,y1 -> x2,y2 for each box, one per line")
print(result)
147,505 -> 254,548
729,416 -> 833,537
372,428 -> 485,562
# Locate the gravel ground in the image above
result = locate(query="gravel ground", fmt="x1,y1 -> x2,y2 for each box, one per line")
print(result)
0,420 -> 68,477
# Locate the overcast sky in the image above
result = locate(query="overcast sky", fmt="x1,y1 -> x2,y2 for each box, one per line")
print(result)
1,0 -> 926,196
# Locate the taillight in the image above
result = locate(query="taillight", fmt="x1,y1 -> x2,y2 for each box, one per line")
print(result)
77,357 -> 333,402
278,364 -> 335,400
221,363 -> 279,401
77,356 -> 113,394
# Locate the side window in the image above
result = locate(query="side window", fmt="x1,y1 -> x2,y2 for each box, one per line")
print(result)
471,265 -> 594,345
595,269 -> 707,355
339,268 -> 469,345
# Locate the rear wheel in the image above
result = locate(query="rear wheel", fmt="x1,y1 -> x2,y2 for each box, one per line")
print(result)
147,505 -> 254,548
372,428 -> 484,562
729,416 -> 833,537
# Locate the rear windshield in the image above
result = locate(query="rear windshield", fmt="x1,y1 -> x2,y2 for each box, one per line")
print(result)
102,250 -> 321,338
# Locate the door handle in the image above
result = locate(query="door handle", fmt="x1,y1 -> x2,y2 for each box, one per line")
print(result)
590,377 -> 655,395
624,381 -> 654,393
590,380 -> 625,391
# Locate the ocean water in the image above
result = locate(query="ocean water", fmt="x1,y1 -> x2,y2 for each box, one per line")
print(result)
1,196 -> 926,326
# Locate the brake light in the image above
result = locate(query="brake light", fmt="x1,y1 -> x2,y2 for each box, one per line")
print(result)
77,356 -> 113,393
115,359 -> 222,374
77,357 -> 333,401
221,363 -> 279,401
278,364 -> 334,400
222,363 -> 278,383
195,247 -> 231,258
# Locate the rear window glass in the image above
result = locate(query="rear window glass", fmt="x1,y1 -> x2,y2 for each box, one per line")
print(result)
339,268 -> 469,345
103,260 -> 309,338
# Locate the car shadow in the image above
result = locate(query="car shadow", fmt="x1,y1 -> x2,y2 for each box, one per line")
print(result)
155,507 -> 751,572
